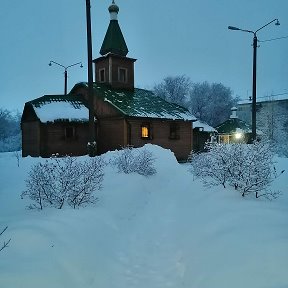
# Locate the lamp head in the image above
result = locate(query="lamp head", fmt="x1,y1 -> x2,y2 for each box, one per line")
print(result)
80,63 -> 83,68
228,26 -> 240,31
275,19 -> 280,26
48,62 -> 52,66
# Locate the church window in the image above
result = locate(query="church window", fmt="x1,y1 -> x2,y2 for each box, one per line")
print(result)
169,123 -> 180,139
99,68 -> 105,82
118,67 -> 127,83
141,123 -> 151,139
65,127 -> 75,139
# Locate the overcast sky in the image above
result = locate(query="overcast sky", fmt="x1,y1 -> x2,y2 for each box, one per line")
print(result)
1,0 -> 287,111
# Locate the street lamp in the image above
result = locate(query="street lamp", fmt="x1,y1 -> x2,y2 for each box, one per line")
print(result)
228,19 -> 280,141
49,61 -> 83,95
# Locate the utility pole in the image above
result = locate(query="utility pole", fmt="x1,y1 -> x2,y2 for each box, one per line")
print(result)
85,0 -> 96,155
252,34 -> 257,140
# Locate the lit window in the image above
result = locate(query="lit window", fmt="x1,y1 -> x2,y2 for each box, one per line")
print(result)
141,123 -> 150,139
99,68 -> 105,82
118,68 -> 127,83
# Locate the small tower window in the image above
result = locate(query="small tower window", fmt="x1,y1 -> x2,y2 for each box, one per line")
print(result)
118,67 -> 127,83
99,68 -> 105,82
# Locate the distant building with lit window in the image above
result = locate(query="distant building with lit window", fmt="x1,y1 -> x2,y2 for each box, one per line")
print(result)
21,1 -> 196,161
215,107 -> 254,144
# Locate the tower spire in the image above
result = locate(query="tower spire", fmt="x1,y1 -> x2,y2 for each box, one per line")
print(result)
100,0 -> 128,56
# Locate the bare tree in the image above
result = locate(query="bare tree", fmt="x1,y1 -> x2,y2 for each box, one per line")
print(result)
153,77 -> 238,127
153,75 -> 191,106
188,82 -> 239,127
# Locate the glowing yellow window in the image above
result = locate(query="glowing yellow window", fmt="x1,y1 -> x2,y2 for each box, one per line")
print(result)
141,124 -> 150,139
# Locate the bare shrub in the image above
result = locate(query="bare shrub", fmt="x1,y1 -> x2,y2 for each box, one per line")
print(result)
189,141 -> 284,199
22,156 -> 105,209
21,161 -> 55,209
189,144 -> 233,188
112,146 -> 156,176
67,157 -> 105,208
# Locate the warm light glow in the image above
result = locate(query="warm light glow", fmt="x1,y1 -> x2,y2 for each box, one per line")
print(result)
142,126 -> 149,138
235,132 -> 243,139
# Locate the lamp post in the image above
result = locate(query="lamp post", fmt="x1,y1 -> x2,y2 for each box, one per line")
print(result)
49,61 -> 83,95
228,19 -> 280,141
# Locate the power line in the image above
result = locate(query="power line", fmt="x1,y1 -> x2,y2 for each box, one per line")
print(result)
259,35 -> 288,42
241,91 -> 288,101
258,92 -> 288,98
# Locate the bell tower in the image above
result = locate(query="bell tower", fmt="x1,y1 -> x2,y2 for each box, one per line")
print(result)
93,1 -> 136,90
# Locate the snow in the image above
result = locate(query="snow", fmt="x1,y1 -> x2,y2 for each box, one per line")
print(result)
33,102 -> 89,123
0,145 -> 288,288
193,120 -> 217,132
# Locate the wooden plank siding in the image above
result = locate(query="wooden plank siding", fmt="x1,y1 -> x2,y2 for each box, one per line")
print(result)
22,121 -> 41,157
97,118 -> 126,154
40,123 -> 89,157
127,119 -> 192,161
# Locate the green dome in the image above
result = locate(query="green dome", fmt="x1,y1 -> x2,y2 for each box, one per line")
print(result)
108,3 -> 119,13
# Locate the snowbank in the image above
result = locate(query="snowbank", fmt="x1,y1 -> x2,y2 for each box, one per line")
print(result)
0,145 -> 288,288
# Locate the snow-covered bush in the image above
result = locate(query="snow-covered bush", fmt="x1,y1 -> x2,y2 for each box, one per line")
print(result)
22,155 -> 105,209
67,157 -> 105,208
0,226 -> 11,253
227,142 -> 281,198
189,144 -> 231,188
112,146 -> 156,176
189,141 -> 284,199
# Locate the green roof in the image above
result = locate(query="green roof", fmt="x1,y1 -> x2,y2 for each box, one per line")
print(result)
72,83 -> 196,121
28,94 -> 88,108
215,118 -> 252,134
100,20 -> 128,56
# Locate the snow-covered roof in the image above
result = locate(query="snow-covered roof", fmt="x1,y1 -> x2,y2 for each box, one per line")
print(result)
193,120 -> 217,132
34,102 -> 88,123
215,118 -> 252,134
27,95 -> 89,123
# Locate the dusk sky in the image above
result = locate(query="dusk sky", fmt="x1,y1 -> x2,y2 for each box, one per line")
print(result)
1,0 -> 288,111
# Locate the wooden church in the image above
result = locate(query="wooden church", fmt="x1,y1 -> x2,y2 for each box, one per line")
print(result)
21,1 -> 196,161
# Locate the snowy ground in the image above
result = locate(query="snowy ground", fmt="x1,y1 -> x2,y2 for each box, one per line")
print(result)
0,145 -> 287,288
